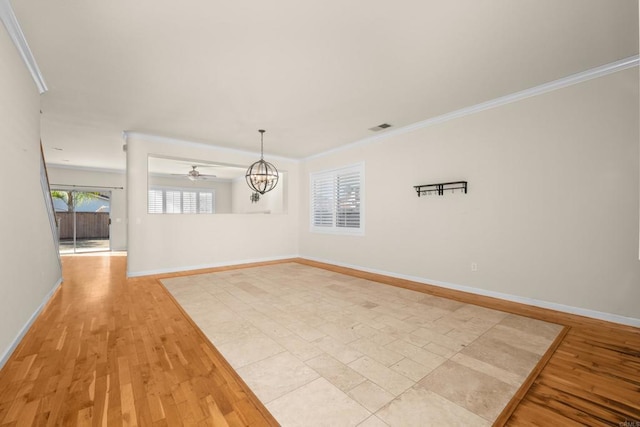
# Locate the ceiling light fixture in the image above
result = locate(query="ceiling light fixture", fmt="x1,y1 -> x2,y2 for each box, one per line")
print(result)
245,129 -> 279,194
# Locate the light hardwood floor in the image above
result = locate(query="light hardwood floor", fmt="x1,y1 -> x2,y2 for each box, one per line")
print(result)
0,254 -> 638,426
0,254 -> 278,426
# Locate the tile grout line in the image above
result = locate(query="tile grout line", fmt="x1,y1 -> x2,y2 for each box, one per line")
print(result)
162,261 -> 562,425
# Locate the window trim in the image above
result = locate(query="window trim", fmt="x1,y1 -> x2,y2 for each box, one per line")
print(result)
309,162 -> 364,235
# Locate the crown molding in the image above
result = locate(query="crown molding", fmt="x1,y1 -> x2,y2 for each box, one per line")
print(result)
306,55 -> 639,161
0,0 -> 47,94
122,131 -> 299,164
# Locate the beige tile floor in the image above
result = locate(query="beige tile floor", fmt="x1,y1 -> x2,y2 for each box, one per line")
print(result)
162,263 -> 563,427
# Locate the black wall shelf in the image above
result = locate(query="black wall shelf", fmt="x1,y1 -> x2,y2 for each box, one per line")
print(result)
414,181 -> 467,197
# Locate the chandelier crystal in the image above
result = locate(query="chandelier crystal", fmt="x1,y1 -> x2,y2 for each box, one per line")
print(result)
245,129 -> 279,194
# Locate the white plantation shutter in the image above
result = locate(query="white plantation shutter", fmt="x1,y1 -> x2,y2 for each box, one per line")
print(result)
335,169 -> 361,228
148,189 -> 163,213
183,191 -> 197,213
165,190 -> 181,213
147,187 -> 215,214
312,174 -> 335,227
310,163 -> 364,234
199,192 -> 214,213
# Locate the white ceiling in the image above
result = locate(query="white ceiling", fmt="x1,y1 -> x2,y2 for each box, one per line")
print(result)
11,0 -> 638,171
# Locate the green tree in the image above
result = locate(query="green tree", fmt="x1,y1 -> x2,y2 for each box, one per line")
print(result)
50,190 -> 100,212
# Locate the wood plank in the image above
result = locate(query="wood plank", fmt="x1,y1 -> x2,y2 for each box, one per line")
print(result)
525,382 -> 627,425
509,325 -> 640,425
494,326 -> 570,425
1,255 -> 638,426
508,400 -> 587,427
0,254 -> 278,426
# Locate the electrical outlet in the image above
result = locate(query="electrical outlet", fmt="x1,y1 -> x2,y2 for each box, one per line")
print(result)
471,262 -> 478,272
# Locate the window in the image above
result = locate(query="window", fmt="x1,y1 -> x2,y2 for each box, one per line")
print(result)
148,189 -> 163,214
165,190 -> 181,213
182,191 -> 197,214
310,163 -> 364,234
199,192 -> 213,213
147,187 -> 215,214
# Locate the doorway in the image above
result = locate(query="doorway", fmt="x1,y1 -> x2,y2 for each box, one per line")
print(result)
51,189 -> 111,254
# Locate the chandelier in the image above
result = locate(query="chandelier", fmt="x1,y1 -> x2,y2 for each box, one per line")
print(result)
245,129 -> 279,194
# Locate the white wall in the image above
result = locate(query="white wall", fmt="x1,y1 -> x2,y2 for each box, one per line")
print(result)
300,68 -> 640,322
126,134 -> 300,276
47,166 -> 127,250
0,25 -> 62,366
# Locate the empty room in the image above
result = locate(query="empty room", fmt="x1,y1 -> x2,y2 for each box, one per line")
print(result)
1,0 -> 639,425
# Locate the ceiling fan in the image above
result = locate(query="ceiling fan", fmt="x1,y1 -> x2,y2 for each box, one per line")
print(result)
173,165 -> 216,181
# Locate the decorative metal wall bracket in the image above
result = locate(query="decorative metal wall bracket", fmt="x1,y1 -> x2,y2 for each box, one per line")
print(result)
414,181 -> 467,197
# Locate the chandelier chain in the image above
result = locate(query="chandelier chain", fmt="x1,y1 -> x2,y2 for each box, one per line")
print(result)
259,129 -> 265,160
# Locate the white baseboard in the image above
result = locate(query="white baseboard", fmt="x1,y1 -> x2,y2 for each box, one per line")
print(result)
127,254 -> 299,278
302,256 -> 640,328
0,277 -> 63,369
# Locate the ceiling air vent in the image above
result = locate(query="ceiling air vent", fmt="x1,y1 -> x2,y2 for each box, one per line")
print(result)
369,123 -> 392,132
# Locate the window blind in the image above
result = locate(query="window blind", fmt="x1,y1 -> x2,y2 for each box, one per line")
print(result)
199,192 -> 214,213
310,164 -> 363,234
183,191 -> 197,214
165,190 -> 181,213
148,187 -> 215,214
148,189 -> 163,213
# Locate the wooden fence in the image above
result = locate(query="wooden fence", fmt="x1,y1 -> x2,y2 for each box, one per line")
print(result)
57,212 -> 109,239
